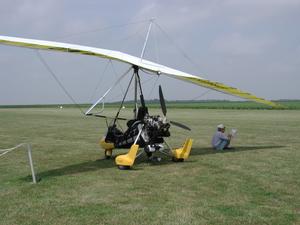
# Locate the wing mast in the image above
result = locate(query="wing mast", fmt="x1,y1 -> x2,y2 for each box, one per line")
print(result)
134,19 -> 154,118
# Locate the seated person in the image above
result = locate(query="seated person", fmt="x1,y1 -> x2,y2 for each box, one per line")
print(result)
211,124 -> 232,150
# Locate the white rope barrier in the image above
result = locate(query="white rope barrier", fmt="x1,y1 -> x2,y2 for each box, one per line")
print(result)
0,143 -> 37,183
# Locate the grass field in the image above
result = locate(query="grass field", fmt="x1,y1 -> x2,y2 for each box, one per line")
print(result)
1,99 -> 300,110
0,107 -> 299,225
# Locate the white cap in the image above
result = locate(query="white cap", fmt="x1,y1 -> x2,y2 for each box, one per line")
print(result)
217,124 -> 225,129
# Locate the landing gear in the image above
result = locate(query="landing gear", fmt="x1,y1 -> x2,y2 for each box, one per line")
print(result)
172,157 -> 184,162
118,165 -> 131,170
104,149 -> 112,159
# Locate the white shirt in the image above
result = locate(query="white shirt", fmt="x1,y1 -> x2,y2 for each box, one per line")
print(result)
211,131 -> 229,148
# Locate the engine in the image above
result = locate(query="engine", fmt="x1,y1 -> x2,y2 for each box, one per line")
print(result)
142,115 -> 170,141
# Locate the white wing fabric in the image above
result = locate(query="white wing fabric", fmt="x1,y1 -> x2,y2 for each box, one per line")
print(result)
0,35 -> 280,108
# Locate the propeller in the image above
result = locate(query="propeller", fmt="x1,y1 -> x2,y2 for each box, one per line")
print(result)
159,85 -> 167,117
169,121 -> 191,131
158,85 -> 191,131
86,113 -> 127,121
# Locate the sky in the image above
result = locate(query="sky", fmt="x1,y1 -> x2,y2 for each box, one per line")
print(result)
0,0 -> 299,105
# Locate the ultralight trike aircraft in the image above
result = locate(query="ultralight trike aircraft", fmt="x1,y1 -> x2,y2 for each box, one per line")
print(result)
0,22 -> 281,169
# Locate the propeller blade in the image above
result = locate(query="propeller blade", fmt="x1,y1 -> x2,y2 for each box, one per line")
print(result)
86,113 -> 127,121
159,85 -> 167,116
170,120 -> 191,131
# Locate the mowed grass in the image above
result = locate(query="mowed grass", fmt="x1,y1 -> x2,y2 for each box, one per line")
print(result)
0,107 -> 299,225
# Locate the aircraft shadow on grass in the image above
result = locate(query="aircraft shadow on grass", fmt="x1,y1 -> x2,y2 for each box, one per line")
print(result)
30,152 -> 155,180
190,145 -> 285,156
27,151 -> 188,180
32,154 -> 174,180
22,158 -> 117,181
22,145 -> 285,181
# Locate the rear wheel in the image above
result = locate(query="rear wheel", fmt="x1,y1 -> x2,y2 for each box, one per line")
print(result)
104,150 -> 112,159
118,165 -> 131,170
172,157 -> 184,162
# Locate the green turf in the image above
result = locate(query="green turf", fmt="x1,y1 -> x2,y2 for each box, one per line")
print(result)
0,107 -> 299,225
1,99 -> 300,110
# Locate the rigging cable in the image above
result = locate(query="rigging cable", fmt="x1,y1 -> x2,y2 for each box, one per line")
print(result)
138,68 -> 160,99
153,21 -> 203,72
147,75 -> 160,99
35,50 -> 85,114
109,60 -> 125,96
106,70 -> 155,103
55,20 -> 149,40
154,21 -> 212,101
85,67 -> 132,115
117,25 -> 149,53
89,59 -> 111,103
113,73 -> 135,126
191,89 -> 211,101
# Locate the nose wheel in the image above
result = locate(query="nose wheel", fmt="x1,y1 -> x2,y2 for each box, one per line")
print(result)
118,165 -> 131,170
104,149 -> 112,159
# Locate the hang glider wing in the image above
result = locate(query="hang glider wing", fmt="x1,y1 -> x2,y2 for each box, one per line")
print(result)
0,35 -> 280,108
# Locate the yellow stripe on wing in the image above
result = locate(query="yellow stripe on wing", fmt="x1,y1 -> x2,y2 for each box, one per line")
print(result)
181,76 -> 282,108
